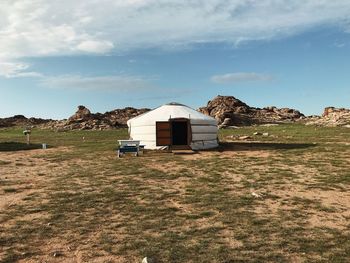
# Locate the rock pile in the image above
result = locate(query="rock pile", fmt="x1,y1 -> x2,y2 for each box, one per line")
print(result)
199,95 -> 305,128
0,115 -> 51,128
305,107 -> 350,127
2,96 -> 348,130
41,105 -> 150,131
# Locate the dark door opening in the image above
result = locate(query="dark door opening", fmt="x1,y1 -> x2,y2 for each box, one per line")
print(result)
172,121 -> 188,145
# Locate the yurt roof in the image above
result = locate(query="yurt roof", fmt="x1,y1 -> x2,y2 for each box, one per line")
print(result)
127,102 -> 217,126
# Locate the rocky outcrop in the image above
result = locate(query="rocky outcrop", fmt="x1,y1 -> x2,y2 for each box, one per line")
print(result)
0,115 -> 52,128
41,105 -> 150,131
305,107 -> 350,127
68,105 -> 91,123
3,96 -> 348,130
199,95 -> 305,128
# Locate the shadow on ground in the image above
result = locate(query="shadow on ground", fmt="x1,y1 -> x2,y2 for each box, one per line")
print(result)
218,141 -> 316,151
137,142 -> 317,157
0,142 -> 45,152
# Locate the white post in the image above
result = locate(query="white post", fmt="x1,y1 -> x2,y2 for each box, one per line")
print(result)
23,129 -> 31,145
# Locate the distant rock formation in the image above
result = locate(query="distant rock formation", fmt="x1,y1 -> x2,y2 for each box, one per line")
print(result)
1,96 -> 349,130
68,105 -> 91,122
305,107 -> 350,127
198,95 -> 305,128
41,105 -> 150,131
0,115 -> 52,128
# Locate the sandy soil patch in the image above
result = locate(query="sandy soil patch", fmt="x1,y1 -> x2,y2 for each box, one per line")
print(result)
0,147 -> 73,212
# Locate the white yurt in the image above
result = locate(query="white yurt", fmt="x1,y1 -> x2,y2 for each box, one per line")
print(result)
127,103 -> 218,150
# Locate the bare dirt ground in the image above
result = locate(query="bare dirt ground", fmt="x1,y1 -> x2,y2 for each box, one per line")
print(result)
1,126 -> 350,262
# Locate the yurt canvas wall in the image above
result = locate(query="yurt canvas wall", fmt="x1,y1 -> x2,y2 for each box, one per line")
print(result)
127,103 -> 218,150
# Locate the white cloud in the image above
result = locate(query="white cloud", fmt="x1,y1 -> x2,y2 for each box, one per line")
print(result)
211,72 -> 273,84
0,0 -> 350,60
39,74 -> 153,91
1,1 -> 350,77
0,62 -> 42,78
76,40 -> 114,53
333,41 -> 346,48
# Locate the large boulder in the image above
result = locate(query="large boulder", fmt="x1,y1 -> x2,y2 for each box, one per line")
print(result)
198,95 -> 252,126
199,95 -> 305,127
67,105 -> 92,123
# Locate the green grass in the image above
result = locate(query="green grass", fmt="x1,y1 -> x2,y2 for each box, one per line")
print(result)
0,160 -> 11,165
3,188 -> 17,193
0,125 -> 350,262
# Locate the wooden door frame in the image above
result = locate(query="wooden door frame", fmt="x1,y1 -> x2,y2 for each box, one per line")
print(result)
156,121 -> 172,146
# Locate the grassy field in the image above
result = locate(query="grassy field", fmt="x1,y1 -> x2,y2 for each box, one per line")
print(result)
0,124 -> 349,262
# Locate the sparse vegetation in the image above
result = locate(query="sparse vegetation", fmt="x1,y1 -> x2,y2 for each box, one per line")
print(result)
0,160 -> 11,166
0,125 -> 349,262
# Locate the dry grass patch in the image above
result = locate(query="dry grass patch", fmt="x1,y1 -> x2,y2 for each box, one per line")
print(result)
1,125 -> 350,262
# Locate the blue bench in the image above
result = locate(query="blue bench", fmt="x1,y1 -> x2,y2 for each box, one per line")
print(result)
117,140 -> 144,157
118,145 -> 139,157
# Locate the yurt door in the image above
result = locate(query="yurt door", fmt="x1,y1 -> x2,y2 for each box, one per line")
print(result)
171,120 -> 188,146
156,122 -> 172,146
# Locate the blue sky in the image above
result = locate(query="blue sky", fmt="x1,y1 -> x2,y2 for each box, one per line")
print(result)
0,1 -> 350,119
